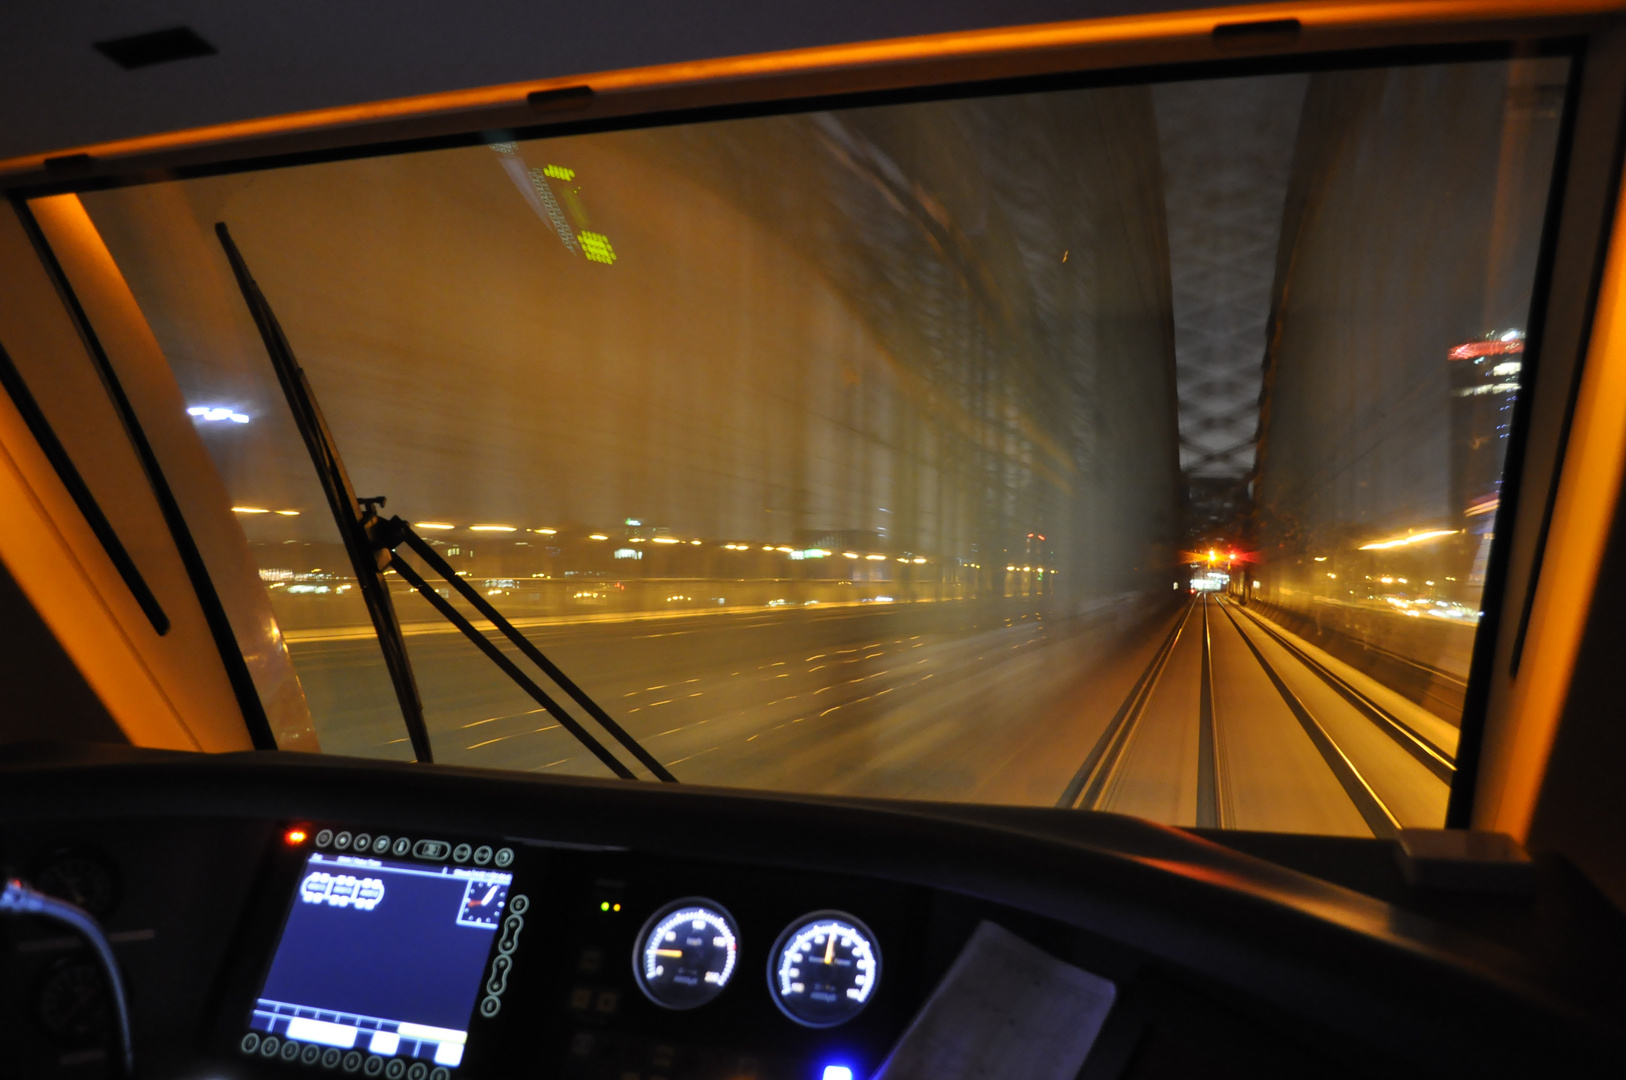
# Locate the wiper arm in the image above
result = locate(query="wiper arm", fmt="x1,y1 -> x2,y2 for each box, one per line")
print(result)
377,517 -> 675,782
215,223 -> 674,781
216,223 -> 434,764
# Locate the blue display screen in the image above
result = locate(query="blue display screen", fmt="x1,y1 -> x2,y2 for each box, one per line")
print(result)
250,851 -> 511,1070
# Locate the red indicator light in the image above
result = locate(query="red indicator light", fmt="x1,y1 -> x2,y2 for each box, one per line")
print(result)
285,828 -> 309,845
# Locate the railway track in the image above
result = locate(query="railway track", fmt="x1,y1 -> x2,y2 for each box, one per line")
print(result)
1059,594 -> 1456,836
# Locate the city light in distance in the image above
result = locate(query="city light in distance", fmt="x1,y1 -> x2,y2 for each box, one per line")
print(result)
188,405 -> 249,423
865,554 -> 885,561
532,527 -> 558,534
415,522 -> 455,530
1313,556 -> 1327,562
652,537 -> 680,544
588,534 -> 609,540
275,509 -> 300,516
231,507 -> 269,514
471,525 -> 516,532
844,552 -> 859,558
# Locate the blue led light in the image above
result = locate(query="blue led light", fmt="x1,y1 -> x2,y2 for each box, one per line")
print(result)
821,1068 -> 854,1080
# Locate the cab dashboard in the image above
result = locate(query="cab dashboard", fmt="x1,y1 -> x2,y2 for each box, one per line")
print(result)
0,743 -> 1619,1080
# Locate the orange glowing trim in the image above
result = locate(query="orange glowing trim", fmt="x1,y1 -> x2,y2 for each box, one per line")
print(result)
2,2 -> 1607,179
414,522 -> 455,530
285,828 -> 309,845
1485,165 -> 1626,839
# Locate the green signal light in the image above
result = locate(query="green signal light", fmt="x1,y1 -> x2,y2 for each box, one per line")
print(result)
543,164 -> 575,181
600,901 -> 610,911
578,232 -> 616,265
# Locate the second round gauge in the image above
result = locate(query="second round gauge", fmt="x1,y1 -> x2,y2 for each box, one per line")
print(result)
769,911 -> 882,1027
634,898 -> 741,1009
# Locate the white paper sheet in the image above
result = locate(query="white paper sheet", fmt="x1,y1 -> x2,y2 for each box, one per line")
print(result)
872,920 -> 1117,1080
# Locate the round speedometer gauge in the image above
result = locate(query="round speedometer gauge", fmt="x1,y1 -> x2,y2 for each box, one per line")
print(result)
634,899 -> 741,1009
769,911 -> 881,1027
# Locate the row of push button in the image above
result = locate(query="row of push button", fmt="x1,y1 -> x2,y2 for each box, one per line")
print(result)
312,829 -> 514,868
240,1033 -> 449,1079
479,894 -> 528,1019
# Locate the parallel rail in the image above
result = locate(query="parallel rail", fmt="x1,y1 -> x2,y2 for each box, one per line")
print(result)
1061,593 -> 1450,838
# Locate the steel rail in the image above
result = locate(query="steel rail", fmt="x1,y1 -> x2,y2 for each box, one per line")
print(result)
1230,603 -> 1455,782
1059,598 -> 1192,810
1216,599 -> 1401,838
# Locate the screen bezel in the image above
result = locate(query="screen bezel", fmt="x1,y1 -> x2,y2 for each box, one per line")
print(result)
207,825 -> 524,1076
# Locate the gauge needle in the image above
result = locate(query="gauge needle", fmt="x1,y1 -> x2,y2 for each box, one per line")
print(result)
655,949 -> 684,957
824,933 -> 836,965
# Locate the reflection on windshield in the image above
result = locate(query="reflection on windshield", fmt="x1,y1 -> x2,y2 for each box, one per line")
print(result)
71,55 -> 1567,835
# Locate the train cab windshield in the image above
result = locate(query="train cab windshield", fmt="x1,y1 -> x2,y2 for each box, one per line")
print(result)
50,52 -> 1568,835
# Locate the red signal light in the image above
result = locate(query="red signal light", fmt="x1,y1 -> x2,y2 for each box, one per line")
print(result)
284,827 -> 309,846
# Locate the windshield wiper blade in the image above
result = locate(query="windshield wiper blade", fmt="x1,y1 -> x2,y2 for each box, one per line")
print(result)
215,222 -> 672,781
216,223 -> 435,763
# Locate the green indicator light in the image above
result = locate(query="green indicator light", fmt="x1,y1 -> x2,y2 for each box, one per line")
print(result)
600,901 -> 610,911
578,232 -> 616,265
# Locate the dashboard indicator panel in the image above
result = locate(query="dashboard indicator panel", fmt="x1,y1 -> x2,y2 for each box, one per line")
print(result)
770,912 -> 881,1028
634,899 -> 740,1009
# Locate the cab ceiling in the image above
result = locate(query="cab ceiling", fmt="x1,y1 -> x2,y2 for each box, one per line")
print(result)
0,0 -> 1218,163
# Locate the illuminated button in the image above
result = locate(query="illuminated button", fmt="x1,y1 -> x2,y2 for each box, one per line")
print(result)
595,990 -> 618,1014
335,831 -> 353,850
240,1033 -> 261,1054
473,845 -> 493,866
372,835 -> 392,854
479,995 -> 501,1017
302,1043 -> 321,1064
508,894 -> 529,916
392,837 -> 411,857
342,1050 -> 363,1073
413,839 -> 449,860
452,843 -> 472,863
407,1063 -> 429,1080
353,833 -> 372,851
323,1047 -> 342,1068
568,987 -> 591,1010
498,915 -> 523,955
385,1060 -> 407,1079
315,829 -> 334,848
486,953 -> 513,995
363,1056 -> 385,1076
494,846 -> 514,867
259,1035 -> 280,1057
